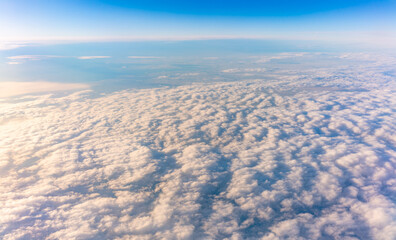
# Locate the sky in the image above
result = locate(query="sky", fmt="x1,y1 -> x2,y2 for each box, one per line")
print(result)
1,0 -> 396,46
1,1 -> 396,239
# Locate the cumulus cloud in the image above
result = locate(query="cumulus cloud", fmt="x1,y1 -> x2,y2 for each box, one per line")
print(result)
77,56 -> 111,60
0,53 -> 396,239
0,81 -> 90,98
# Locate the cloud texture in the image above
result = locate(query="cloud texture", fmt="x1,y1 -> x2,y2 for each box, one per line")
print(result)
1,53 -> 396,239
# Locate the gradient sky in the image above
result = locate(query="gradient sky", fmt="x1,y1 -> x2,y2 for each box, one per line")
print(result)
1,0 -> 396,46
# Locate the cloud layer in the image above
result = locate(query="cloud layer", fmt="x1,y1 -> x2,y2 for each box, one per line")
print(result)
0,81 -> 90,98
0,53 -> 396,239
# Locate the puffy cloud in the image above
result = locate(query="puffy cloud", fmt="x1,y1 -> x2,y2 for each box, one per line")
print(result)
0,53 -> 396,239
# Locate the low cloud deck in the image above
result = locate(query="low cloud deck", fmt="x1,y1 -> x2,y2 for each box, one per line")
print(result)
1,53 -> 395,239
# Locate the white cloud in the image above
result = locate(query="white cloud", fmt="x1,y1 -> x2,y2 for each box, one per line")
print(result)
222,68 -> 266,73
128,56 -> 162,59
0,53 -> 395,239
0,42 -> 26,51
77,56 -> 111,60
156,73 -> 200,81
6,55 -> 63,64
7,55 -> 43,60
0,81 -> 90,98
178,72 -> 199,76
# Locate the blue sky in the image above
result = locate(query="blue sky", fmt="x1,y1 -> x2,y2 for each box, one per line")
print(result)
0,0 -> 396,46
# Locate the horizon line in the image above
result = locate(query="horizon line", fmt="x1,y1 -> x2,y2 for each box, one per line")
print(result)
1,33 -> 396,50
